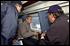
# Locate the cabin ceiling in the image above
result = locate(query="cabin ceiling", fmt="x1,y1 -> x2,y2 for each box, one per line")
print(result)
22,1 -> 38,8
1,1 -> 47,10
1,1 -> 38,8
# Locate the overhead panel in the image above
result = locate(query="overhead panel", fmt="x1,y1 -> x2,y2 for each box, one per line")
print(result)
22,1 -> 38,8
21,1 -> 28,4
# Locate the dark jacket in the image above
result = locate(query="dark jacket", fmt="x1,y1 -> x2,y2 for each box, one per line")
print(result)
39,15 -> 69,45
1,3 -> 19,45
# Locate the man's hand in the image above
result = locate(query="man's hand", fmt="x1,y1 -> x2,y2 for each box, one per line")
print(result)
34,31 -> 37,36
12,39 -> 18,44
41,33 -> 45,37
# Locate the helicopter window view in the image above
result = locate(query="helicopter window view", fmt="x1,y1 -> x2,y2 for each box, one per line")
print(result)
30,17 -> 41,30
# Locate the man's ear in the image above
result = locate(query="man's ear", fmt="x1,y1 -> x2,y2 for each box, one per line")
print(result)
15,4 -> 19,8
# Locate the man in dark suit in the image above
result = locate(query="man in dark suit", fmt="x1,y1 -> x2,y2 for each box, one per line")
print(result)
1,1 -> 23,45
39,5 -> 69,45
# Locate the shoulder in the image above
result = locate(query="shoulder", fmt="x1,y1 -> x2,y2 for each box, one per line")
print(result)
1,3 -> 8,12
19,21 -> 26,27
46,19 -> 62,33
6,3 -> 17,13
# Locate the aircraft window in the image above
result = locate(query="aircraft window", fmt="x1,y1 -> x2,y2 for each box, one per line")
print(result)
30,17 -> 41,30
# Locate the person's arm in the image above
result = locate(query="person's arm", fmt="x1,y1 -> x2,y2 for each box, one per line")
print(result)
1,12 -> 17,39
39,33 -> 47,45
39,27 -> 60,45
12,39 -> 18,44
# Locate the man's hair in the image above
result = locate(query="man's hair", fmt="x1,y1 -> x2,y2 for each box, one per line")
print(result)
48,12 -> 65,19
26,16 -> 32,19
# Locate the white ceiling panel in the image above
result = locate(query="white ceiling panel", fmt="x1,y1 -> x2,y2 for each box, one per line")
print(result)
21,1 -> 28,4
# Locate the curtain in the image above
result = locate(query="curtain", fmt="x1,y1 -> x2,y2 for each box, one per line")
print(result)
38,10 -> 51,32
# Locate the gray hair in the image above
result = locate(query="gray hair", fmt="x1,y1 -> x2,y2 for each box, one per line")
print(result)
26,16 -> 32,19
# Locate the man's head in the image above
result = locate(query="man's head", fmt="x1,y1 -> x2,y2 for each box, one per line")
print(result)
26,16 -> 32,24
11,1 -> 22,13
47,5 -> 64,23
